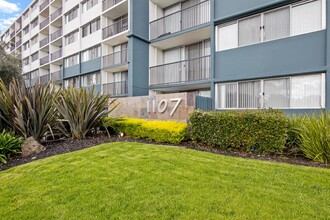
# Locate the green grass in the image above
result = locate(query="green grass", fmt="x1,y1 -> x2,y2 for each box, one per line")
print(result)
0,142 -> 329,219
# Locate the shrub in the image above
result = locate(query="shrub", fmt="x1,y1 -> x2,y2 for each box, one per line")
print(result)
297,112 -> 330,165
0,79 -> 60,141
0,130 -> 24,164
286,116 -> 305,156
188,110 -> 288,154
56,86 -> 117,139
104,118 -> 187,144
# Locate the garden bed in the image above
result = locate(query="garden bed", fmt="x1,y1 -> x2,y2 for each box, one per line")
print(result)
1,134 -> 327,171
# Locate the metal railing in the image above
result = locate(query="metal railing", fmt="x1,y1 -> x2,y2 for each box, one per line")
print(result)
102,17 -> 128,39
40,36 -> 49,48
150,0 -> 210,39
40,0 -> 49,11
103,81 -> 128,96
40,55 -> 49,65
16,39 -> 22,47
51,70 -> 62,82
102,0 -> 124,11
51,7 -> 62,22
150,55 -> 210,85
51,28 -> 62,41
16,24 -> 21,32
40,74 -> 50,84
103,49 -> 128,68
40,17 -> 49,29
51,49 -> 62,61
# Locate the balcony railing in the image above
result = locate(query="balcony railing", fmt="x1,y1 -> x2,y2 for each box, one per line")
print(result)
51,70 -> 62,82
40,36 -> 49,48
51,7 -> 62,22
103,81 -> 128,96
102,17 -> 128,39
51,28 -> 62,41
40,17 -> 49,29
40,55 -> 49,65
150,0 -> 210,40
51,49 -> 62,61
40,0 -> 49,11
150,55 -> 210,85
16,24 -> 21,32
103,49 -> 128,68
10,45 -> 15,52
40,74 -> 50,84
102,0 -> 124,11
16,39 -> 22,47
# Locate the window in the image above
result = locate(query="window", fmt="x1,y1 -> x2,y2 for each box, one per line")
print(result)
23,25 -> 29,35
65,6 -> 78,23
82,0 -> 98,13
23,41 -> 29,51
64,77 -> 79,89
82,72 -> 100,86
64,54 -> 79,67
31,52 -> 38,62
30,35 -> 38,46
81,45 -> 101,62
216,0 -> 325,51
82,18 -> 100,37
65,29 -> 79,45
30,1 -> 38,13
23,10 -> 29,20
30,70 -> 39,79
23,57 -> 30,66
31,18 -> 38,29
216,73 -> 325,109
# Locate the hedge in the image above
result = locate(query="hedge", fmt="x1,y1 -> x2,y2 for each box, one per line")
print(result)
104,118 -> 187,144
188,110 -> 288,154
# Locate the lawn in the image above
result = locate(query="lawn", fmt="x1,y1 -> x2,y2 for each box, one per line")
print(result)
0,142 -> 329,219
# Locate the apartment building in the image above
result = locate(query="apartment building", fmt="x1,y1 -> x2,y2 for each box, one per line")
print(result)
1,0 -> 329,113
1,0 -> 149,97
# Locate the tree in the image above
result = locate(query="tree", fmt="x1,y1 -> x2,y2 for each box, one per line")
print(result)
0,42 -> 21,86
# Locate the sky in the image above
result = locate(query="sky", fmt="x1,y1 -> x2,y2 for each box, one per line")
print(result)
0,0 -> 31,33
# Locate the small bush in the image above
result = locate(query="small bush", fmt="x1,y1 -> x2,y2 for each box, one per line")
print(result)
56,86 -> 117,139
0,131 -> 23,164
297,112 -> 330,165
189,110 -> 288,154
286,116 -> 305,156
104,118 -> 187,144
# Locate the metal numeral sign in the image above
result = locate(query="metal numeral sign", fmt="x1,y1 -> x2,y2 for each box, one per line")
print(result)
147,98 -> 182,116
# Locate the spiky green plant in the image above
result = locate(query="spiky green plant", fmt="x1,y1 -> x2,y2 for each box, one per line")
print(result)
56,86 -> 117,139
298,112 -> 330,165
0,130 -> 23,164
0,79 -> 60,141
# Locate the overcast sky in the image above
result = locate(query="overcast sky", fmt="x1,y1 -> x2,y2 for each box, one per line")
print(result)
0,0 -> 31,33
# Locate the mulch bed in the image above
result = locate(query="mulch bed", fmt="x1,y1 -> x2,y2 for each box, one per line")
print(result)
0,134 -> 328,171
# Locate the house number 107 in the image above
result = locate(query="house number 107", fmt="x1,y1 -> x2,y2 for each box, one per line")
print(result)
147,98 -> 182,116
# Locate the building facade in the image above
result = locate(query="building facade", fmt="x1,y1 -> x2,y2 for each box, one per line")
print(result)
1,0 -> 328,113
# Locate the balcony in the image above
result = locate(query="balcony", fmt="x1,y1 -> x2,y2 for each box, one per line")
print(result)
40,74 -> 50,84
40,55 -> 49,65
10,31 -> 15,39
103,49 -> 128,68
16,24 -> 21,32
40,17 -> 49,30
51,28 -> 62,41
10,45 -> 15,52
40,0 -> 49,11
102,17 -> 128,40
16,39 -> 22,47
51,49 -> 62,61
103,81 -> 128,96
51,70 -> 62,82
51,7 -> 62,22
40,36 -> 49,48
150,55 -> 210,86
102,0 -> 124,11
150,0 -> 210,40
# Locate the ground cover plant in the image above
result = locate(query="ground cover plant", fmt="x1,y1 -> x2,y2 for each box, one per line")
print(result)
104,118 -> 187,144
0,142 -> 329,219
0,131 -> 23,163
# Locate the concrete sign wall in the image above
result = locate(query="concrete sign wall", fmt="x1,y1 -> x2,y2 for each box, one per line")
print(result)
110,92 -> 196,122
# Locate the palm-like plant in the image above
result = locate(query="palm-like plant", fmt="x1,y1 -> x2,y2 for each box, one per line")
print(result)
56,86 -> 117,139
0,79 -> 60,141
